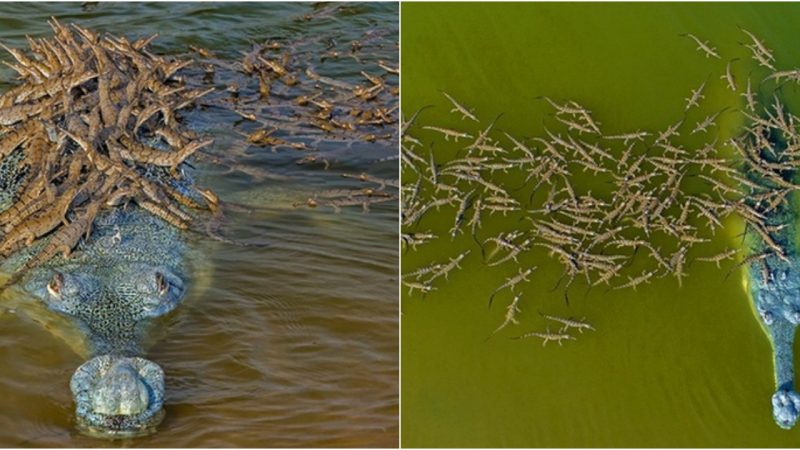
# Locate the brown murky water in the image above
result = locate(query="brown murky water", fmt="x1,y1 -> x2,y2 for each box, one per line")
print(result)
0,2 -> 398,447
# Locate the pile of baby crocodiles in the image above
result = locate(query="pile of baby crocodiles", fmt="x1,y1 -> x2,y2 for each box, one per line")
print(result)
236,36 -> 399,212
402,28 -> 788,309
185,24 -> 399,213
402,27 -> 800,429
0,18 -> 218,285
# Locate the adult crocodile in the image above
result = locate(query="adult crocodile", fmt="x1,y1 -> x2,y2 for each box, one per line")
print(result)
0,153 -> 199,437
0,20 -> 220,438
745,184 -> 800,429
747,237 -> 800,429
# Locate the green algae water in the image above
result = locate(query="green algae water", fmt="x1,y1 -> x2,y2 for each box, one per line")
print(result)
401,3 -> 800,447
0,2 -> 398,446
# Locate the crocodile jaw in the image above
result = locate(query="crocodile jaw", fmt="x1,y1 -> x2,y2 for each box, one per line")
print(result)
70,355 -> 165,438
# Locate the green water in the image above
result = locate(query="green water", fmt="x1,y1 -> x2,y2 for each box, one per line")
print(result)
401,3 -> 800,447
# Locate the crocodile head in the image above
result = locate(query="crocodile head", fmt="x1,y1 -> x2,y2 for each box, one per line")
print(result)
15,209 -> 188,438
748,254 -> 800,430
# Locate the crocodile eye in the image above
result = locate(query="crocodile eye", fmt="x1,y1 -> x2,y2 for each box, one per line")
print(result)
155,272 -> 168,296
47,273 -> 64,299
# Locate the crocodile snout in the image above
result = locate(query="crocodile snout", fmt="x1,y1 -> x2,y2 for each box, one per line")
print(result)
773,389 -> 800,429
70,355 -> 165,438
